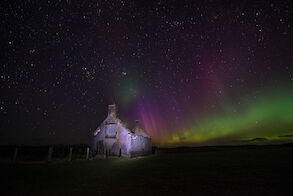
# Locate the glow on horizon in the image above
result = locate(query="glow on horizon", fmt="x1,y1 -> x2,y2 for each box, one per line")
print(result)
137,89 -> 293,147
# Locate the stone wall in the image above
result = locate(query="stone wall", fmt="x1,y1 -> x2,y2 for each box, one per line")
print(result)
130,135 -> 152,157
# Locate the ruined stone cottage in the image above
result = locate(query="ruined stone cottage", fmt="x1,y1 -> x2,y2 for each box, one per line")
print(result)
91,104 -> 152,157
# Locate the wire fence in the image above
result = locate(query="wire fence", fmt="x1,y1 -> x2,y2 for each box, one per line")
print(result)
0,144 -> 91,162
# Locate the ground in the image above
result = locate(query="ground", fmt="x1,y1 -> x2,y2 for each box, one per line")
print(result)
1,146 -> 293,195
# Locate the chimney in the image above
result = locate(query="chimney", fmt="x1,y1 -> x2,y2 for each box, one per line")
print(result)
108,104 -> 117,116
135,120 -> 140,132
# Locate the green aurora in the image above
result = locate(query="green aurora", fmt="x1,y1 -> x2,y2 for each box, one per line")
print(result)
160,89 -> 293,146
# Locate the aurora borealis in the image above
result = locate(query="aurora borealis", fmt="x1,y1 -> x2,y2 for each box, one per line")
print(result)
1,0 -> 293,147
144,88 -> 293,146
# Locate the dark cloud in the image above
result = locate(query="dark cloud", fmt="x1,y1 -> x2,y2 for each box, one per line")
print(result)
249,138 -> 268,142
278,135 -> 293,138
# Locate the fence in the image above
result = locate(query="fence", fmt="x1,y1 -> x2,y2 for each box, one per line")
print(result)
0,144 -> 91,162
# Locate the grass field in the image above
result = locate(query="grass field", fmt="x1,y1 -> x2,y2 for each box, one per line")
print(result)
1,146 -> 293,195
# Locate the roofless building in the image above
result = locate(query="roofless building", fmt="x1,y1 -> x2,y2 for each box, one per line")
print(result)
91,104 -> 152,157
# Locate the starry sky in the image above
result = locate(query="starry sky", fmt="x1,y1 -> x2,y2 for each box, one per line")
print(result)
1,0 -> 293,146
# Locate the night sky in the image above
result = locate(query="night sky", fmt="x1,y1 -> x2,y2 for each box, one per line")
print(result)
1,0 -> 293,146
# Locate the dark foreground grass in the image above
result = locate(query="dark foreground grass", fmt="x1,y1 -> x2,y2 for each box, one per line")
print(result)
1,147 -> 293,196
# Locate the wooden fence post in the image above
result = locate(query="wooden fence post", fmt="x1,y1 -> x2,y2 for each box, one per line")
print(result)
13,147 -> 18,162
48,146 -> 53,162
68,147 -> 73,162
86,147 -> 90,160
